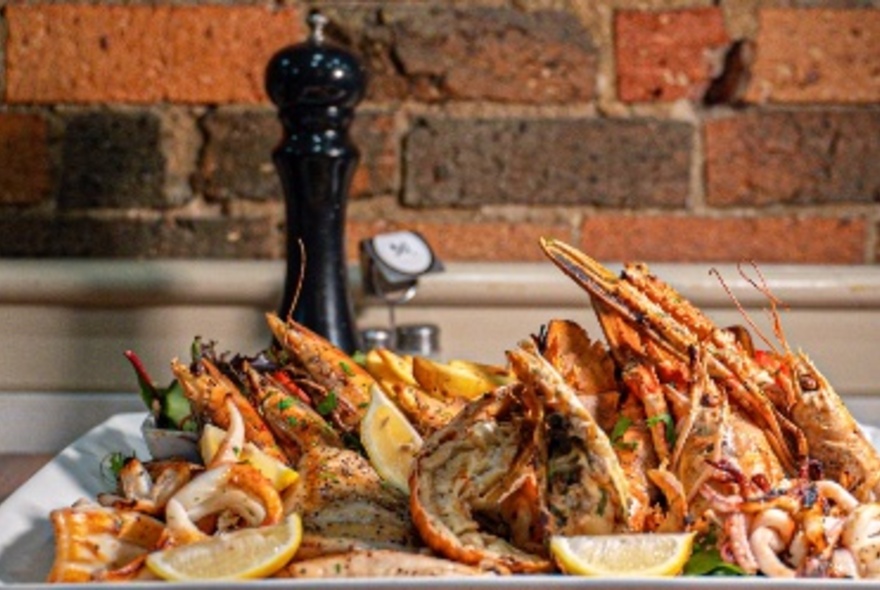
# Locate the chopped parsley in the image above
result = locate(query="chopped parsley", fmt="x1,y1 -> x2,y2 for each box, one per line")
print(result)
99,450 -> 135,488
351,350 -> 367,366
646,412 -> 676,446
277,398 -> 294,411
610,416 -> 638,450
316,390 -> 338,416
596,488 -> 608,517
339,361 -> 355,377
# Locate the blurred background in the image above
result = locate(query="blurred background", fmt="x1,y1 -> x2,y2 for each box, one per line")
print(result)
2,0 -> 878,265
2,0 -> 880,458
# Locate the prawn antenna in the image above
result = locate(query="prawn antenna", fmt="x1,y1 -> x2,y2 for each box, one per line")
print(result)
709,266 -> 778,354
288,238 -> 307,322
736,260 -> 792,355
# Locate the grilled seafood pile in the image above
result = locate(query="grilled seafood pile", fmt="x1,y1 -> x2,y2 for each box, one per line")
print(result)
46,238 -> 880,582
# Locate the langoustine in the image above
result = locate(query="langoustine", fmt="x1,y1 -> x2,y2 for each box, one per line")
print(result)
537,237 -> 880,578
540,238 -> 804,474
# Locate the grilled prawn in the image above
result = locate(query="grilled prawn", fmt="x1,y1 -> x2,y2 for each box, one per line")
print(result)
267,313 -> 375,434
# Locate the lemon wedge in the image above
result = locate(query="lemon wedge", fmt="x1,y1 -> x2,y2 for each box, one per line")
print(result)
199,424 -> 298,492
550,532 -> 696,577
360,384 -> 423,493
146,513 -> 302,580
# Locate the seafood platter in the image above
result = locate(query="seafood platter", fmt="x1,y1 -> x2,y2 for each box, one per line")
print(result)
1,238 -> 880,588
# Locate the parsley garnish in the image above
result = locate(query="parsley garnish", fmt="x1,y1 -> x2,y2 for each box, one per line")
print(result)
316,390 -> 338,416
99,450 -> 135,488
610,416 -> 638,450
596,488 -> 608,516
646,412 -> 676,445
684,529 -> 746,576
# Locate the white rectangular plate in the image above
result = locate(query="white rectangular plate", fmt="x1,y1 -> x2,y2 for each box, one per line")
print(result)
1,412 -> 879,589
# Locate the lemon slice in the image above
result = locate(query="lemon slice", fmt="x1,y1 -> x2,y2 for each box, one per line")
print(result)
146,513 -> 302,580
199,424 -> 299,491
360,384 -> 423,493
550,532 -> 695,577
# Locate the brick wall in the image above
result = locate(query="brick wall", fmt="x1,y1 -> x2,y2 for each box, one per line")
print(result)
1,1 -> 879,264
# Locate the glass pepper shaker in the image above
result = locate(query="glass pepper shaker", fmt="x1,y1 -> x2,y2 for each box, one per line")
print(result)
265,10 -> 366,353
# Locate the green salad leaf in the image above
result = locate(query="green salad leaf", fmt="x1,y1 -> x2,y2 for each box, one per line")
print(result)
124,350 -> 195,432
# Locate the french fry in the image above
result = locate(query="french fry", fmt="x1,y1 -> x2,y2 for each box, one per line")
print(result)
378,379 -> 465,435
365,348 -> 418,387
447,360 -> 514,387
411,356 -> 499,401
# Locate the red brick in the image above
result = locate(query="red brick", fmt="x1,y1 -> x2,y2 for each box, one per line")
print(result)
705,110 -> 880,207
0,113 -> 51,205
405,117 -> 692,208
347,220 -> 574,263
0,212 -> 282,258
335,7 -> 596,104
5,5 -> 302,104
199,108 -> 397,202
615,8 -> 730,103
350,111 -> 399,198
745,9 -> 880,104
58,110 -> 167,209
579,214 -> 866,264
200,109 -> 279,201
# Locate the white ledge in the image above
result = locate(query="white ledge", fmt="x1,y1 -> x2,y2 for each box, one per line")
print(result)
1,259 -> 879,310
1,259 -> 879,449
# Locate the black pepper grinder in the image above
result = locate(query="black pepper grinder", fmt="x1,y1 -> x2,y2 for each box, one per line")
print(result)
265,10 -> 366,353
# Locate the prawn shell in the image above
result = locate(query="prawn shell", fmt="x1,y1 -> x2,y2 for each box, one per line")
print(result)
266,313 -> 375,433
788,354 -> 880,502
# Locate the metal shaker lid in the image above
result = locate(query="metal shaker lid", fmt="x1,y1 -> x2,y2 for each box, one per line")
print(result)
360,327 -> 393,351
395,323 -> 440,357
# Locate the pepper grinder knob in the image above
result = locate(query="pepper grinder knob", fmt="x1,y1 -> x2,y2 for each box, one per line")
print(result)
265,10 -> 366,353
